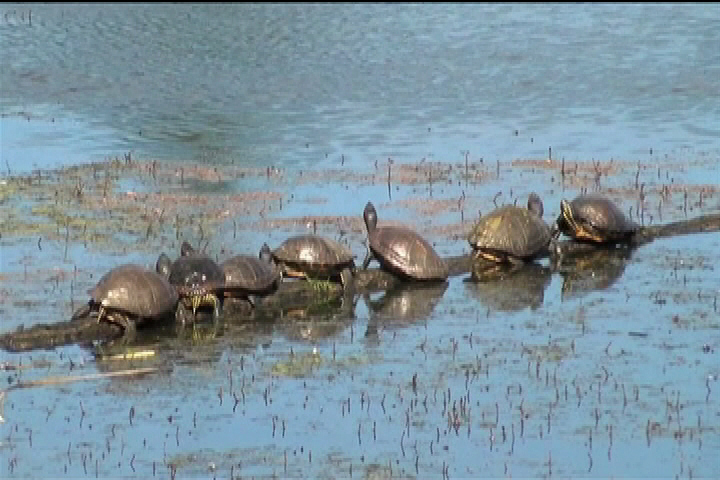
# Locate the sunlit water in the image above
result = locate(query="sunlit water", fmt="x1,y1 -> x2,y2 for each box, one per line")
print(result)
1,4 -> 719,479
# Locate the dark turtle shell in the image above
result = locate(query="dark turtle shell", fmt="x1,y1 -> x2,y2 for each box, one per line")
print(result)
157,242 -> 226,318
556,194 -> 638,244
79,264 -> 178,331
221,244 -> 280,295
363,202 -> 448,281
468,193 -> 551,263
271,235 -> 355,281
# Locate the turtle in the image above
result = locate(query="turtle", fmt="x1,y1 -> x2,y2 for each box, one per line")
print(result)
220,243 -> 280,307
467,192 -> 552,266
362,202 -> 448,281
156,241 -> 226,323
554,193 -> 638,244
270,234 -> 356,289
71,264 -> 179,336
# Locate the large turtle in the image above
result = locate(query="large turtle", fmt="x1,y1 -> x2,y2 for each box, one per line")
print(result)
270,234 -> 356,289
71,264 -> 179,336
156,241 -> 226,323
362,202 -> 448,281
220,243 -> 280,308
554,193 -> 638,244
468,192 -> 551,266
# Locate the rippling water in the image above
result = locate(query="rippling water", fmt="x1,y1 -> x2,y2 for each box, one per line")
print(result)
2,3 -> 719,170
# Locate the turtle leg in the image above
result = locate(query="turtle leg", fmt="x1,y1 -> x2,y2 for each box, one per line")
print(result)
246,295 -> 256,309
191,295 -> 201,320
118,317 -> 137,344
101,311 -> 136,344
71,303 -> 92,321
340,267 -> 354,292
550,221 -> 562,240
362,249 -> 373,270
507,256 -> 526,268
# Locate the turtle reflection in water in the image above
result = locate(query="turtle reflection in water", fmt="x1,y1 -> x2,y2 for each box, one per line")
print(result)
465,263 -> 552,313
364,282 -> 448,338
276,296 -> 353,344
552,246 -> 633,301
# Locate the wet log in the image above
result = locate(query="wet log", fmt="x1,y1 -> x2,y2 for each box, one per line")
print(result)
0,316 -> 123,353
1,213 -> 717,352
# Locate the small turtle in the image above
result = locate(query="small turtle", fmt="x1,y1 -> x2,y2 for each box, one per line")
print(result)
156,241 -> 226,323
362,202 -> 448,281
554,193 -> 638,244
72,264 -> 178,336
221,243 -> 280,307
468,193 -> 551,265
270,234 -> 355,289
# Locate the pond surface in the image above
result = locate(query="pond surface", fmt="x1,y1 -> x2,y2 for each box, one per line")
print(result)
1,4 -> 719,479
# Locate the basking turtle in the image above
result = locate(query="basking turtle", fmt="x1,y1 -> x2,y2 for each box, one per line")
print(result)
362,202 -> 448,281
554,193 -> 638,244
156,241 -> 226,323
72,264 -> 178,335
270,234 -> 356,289
468,193 -> 551,266
220,243 -> 280,307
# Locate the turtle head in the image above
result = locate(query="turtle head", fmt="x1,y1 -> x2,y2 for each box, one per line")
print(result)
527,193 -> 544,218
559,199 -> 574,223
180,241 -> 196,257
259,243 -> 273,263
555,198 -> 576,238
156,253 -> 173,278
363,202 -> 378,232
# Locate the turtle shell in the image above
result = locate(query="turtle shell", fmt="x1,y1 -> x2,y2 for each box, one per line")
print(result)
271,234 -> 355,278
157,243 -> 226,320
557,194 -> 638,244
87,264 -> 178,328
221,254 -> 279,295
166,245 -> 226,296
468,196 -> 551,263
363,202 -> 448,281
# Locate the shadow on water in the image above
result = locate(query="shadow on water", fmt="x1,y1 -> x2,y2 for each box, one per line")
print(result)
464,262 -> 552,313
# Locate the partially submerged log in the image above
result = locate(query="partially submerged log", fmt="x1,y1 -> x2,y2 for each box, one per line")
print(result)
1,212 -> 718,352
0,315 -> 124,353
